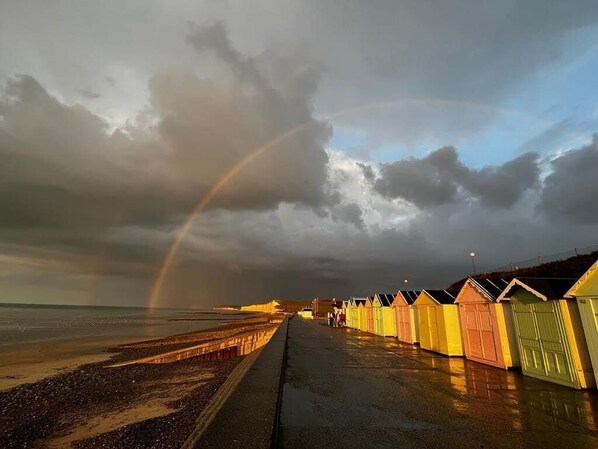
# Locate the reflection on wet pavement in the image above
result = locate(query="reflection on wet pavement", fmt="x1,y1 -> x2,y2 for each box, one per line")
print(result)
280,319 -> 598,448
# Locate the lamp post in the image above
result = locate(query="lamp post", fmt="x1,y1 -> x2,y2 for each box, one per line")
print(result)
470,252 -> 476,275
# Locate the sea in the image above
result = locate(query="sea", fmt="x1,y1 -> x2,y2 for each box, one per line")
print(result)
0,302 -> 248,347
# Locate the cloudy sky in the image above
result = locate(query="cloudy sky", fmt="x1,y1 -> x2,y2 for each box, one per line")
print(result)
1,1 -> 598,307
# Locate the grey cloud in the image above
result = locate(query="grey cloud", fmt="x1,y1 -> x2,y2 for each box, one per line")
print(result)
374,147 -> 459,207
460,152 -> 541,208
297,0 -> 598,144
0,21 -> 333,230
538,136 -> 598,223
330,203 -> 365,231
374,146 -> 540,208
0,23 -> 343,293
79,87 -> 100,99
356,162 -> 375,184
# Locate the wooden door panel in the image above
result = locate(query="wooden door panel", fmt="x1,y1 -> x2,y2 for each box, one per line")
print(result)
533,303 -> 572,383
478,304 -> 499,362
428,307 -> 439,352
513,304 -> 546,375
463,304 -> 483,358
398,307 -> 411,341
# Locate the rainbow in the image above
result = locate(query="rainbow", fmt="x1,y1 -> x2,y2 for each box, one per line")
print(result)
147,98 -> 588,308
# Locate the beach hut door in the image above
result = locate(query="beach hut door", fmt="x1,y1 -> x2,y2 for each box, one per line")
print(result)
478,304 -> 499,362
513,302 -> 573,383
513,303 -> 546,376
463,304 -> 499,363
534,302 -> 572,383
398,307 -> 411,341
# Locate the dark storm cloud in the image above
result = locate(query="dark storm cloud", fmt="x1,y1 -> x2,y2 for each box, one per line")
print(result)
539,136 -> 598,223
0,22 -> 333,232
1,3 -> 598,307
374,146 -> 540,208
330,203 -> 365,231
0,23 -> 340,295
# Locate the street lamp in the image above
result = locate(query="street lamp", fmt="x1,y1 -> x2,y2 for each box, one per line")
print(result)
469,252 -> 476,275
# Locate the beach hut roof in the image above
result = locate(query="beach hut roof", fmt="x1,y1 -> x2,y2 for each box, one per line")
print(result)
497,277 -> 577,302
565,259 -> 598,298
423,290 -> 457,304
374,293 -> 395,306
467,278 -> 510,302
394,290 -> 421,305
354,299 -> 367,307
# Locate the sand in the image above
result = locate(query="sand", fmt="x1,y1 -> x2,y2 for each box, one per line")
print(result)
0,337 -> 133,391
0,314 -> 273,448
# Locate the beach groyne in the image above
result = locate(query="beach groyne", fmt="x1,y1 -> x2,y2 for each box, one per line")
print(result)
109,319 -> 283,367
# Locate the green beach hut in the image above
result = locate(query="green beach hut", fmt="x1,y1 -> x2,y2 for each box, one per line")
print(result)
498,277 -> 596,389
565,260 -> 598,383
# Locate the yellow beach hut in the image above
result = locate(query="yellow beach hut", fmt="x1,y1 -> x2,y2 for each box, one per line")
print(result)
342,299 -> 351,327
455,278 -> 519,369
357,299 -> 369,332
372,293 -> 396,337
414,290 -> 463,356
498,278 -> 595,389
365,296 -> 375,334
350,298 -> 366,330
566,260 -> 598,382
391,290 -> 421,344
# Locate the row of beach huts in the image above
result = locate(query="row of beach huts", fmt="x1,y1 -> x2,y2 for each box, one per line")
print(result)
339,258 -> 598,390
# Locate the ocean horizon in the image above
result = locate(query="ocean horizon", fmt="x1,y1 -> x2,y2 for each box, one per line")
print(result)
0,302 -> 247,347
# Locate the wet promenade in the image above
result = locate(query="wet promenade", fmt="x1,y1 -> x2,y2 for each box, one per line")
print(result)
279,318 -> 598,448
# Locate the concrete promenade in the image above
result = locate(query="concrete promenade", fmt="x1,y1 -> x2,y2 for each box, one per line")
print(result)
279,318 -> 598,448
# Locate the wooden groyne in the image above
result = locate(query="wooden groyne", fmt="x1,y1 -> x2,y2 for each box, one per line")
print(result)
108,322 -> 281,367
118,315 -> 281,349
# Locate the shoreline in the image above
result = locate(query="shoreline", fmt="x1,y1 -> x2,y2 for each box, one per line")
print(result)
0,313 -> 277,449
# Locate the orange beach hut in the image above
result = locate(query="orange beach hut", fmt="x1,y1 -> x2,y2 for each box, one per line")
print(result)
498,278 -> 595,389
455,278 -> 519,369
391,290 -> 421,344
414,290 -> 463,356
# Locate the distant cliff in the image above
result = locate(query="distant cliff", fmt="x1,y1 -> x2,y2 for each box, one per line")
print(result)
239,300 -> 280,313
215,299 -> 309,314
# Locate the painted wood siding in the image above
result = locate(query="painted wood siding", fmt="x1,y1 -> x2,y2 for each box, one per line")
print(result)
570,267 -> 598,384
577,297 -> 598,382
350,306 -> 360,330
416,300 -> 463,356
510,289 -> 595,389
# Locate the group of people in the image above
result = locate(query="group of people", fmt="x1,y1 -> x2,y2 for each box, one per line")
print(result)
327,309 -> 346,327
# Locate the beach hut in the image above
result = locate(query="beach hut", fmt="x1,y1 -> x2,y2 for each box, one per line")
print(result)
566,260 -> 598,382
365,296 -> 375,334
351,298 -> 366,330
372,293 -> 396,337
498,278 -> 595,389
341,299 -> 351,327
357,299 -> 368,332
455,278 -> 519,369
391,290 -> 421,344
414,290 -> 463,356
